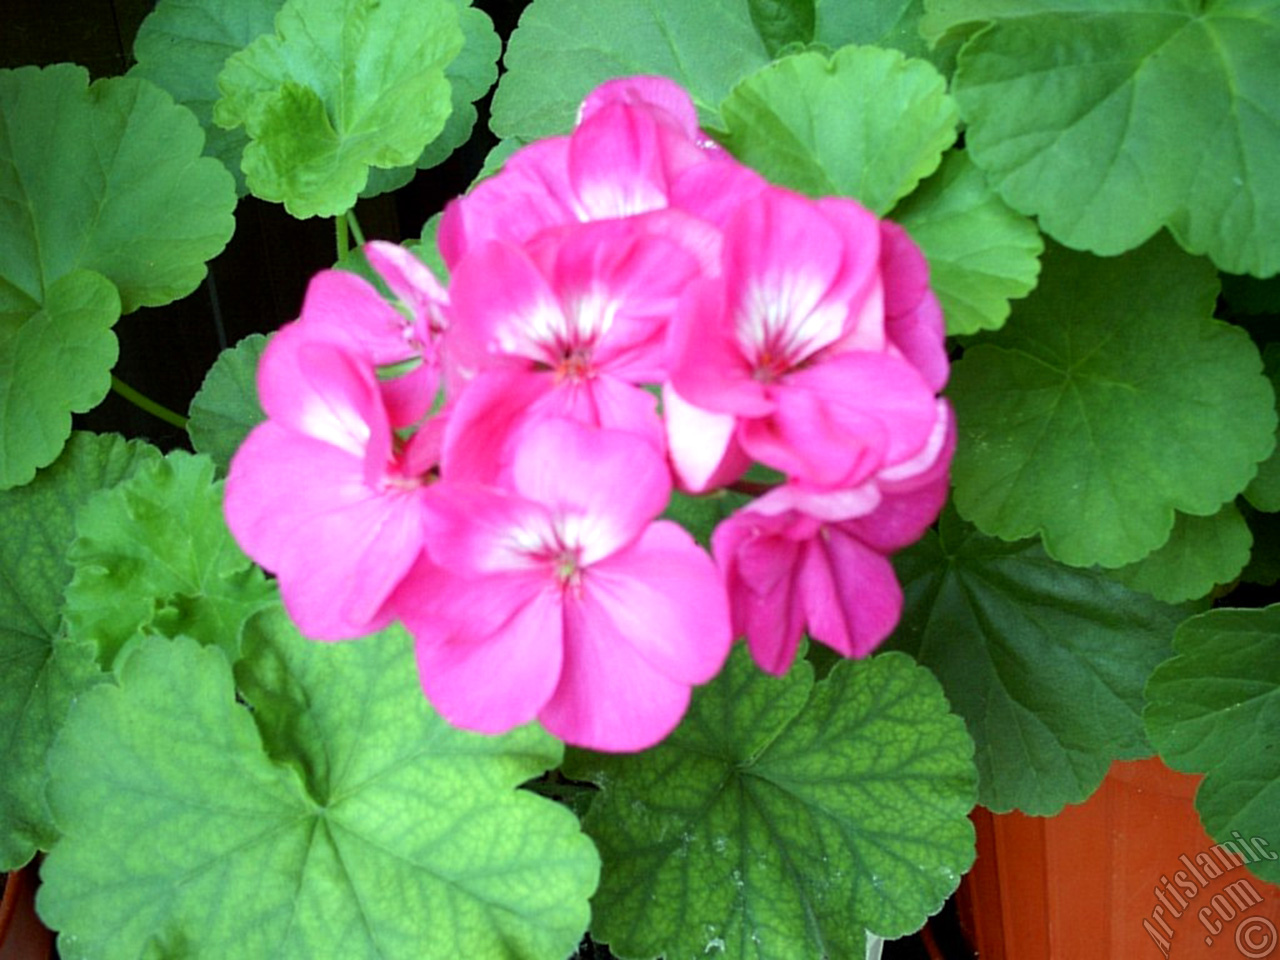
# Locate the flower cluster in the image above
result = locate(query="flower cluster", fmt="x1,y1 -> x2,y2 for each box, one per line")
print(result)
225,76 -> 952,751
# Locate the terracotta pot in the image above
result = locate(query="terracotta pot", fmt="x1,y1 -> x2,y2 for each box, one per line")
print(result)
957,757 -> 1280,959
0,865 -> 54,960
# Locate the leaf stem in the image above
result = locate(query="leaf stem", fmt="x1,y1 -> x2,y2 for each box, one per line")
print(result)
111,375 -> 188,430
346,209 -> 366,248
335,213 -> 350,262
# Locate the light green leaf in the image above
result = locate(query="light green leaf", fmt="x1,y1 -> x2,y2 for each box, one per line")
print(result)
748,0 -> 815,56
40,617 -> 599,959
893,149 -> 1043,335
0,64 -> 237,313
719,45 -> 958,215
566,645 -> 976,955
1245,343 -> 1280,512
130,0 -> 284,196
0,271 -> 119,489
1105,503 -> 1253,604
361,0 -> 502,198
1145,606 -> 1280,886
886,508 -> 1189,814
490,0 -> 771,140
949,0 -> 1280,275
63,451 -> 275,669
950,237 -> 1276,568
187,334 -> 267,475
0,433 -> 158,869
215,0 -> 464,217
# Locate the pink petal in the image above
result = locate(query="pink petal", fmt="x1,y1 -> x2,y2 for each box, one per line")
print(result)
511,418 -> 671,564
540,593 -> 694,752
577,75 -> 701,139
418,482 -> 557,576
568,102 -> 672,219
256,329 -> 392,487
667,280 -> 773,417
799,525 -> 903,658
437,137 -> 575,266
224,424 -> 427,639
578,521 -> 731,684
712,510 -> 809,675
405,568 -> 565,735
446,241 -> 565,373
662,384 -> 749,493
878,219 -> 949,391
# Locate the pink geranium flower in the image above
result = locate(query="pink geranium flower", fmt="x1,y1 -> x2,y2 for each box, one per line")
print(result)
224,295 -> 442,640
667,186 -> 941,491
713,414 -> 953,674
391,418 -> 732,751
441,217 -> 702,482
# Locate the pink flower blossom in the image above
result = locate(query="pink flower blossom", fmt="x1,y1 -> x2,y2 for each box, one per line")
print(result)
712,413 -> 953,674
440,217 -> 701,482
224,288 -> 442,640
392,418 -> 732,751
667,186 -> 941,490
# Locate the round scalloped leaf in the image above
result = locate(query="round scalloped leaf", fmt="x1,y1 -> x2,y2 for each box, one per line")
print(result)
950,0 -> 1280,276
893,149 -> 1043,335
0,271 -> 119,489
214,0 -> 463,217
1104,503 -> 1253,604
187,334 -> 267,474
40,617 -> 599,959
1145,605 -> 1280,886
490,0 -> 771,140
0,433 -> 158,869
565,645 -> 976,956
950,236 -> 1276,568
63,451 -> 275,669
129,0 -> 284,196
886,507 -> 1190,814
719,45 -> 958,215
0,64 -> 237,313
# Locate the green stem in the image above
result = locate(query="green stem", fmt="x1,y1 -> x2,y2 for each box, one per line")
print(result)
346,209 -> 366,248
111,376 -> 188,430
335,213 -> 350,262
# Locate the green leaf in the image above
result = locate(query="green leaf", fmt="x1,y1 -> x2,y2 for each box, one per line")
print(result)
748,0 -> 815,56
1242,506 -> 1280,586
885,508 -> 1189,814
0,271 -> 119,489
892,149 -> 1043,335
0,64 -> 236,485
40,616 -> 599,959
187,334 -> 268,474
0,433 -> 159,869
1145,606 -> 1280,886
0,64 -> 237,313
950,237 -> 1276,568
490,0 -> 771,141
1245,343 -> 1280,512
949,0 -> 1280,276
661,489 -> 750,549
1104,503 -> 1253,604
63,451 -> 275,669
129,0 -> 284,196
815,0 -> 934,64
566,645 -> 976,955
361,1 -> 502,198
215,0 -> 464,217
719,45 -> 958,215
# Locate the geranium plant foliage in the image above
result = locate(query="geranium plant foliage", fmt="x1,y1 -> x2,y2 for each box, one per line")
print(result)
2,0 -> 1278,956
